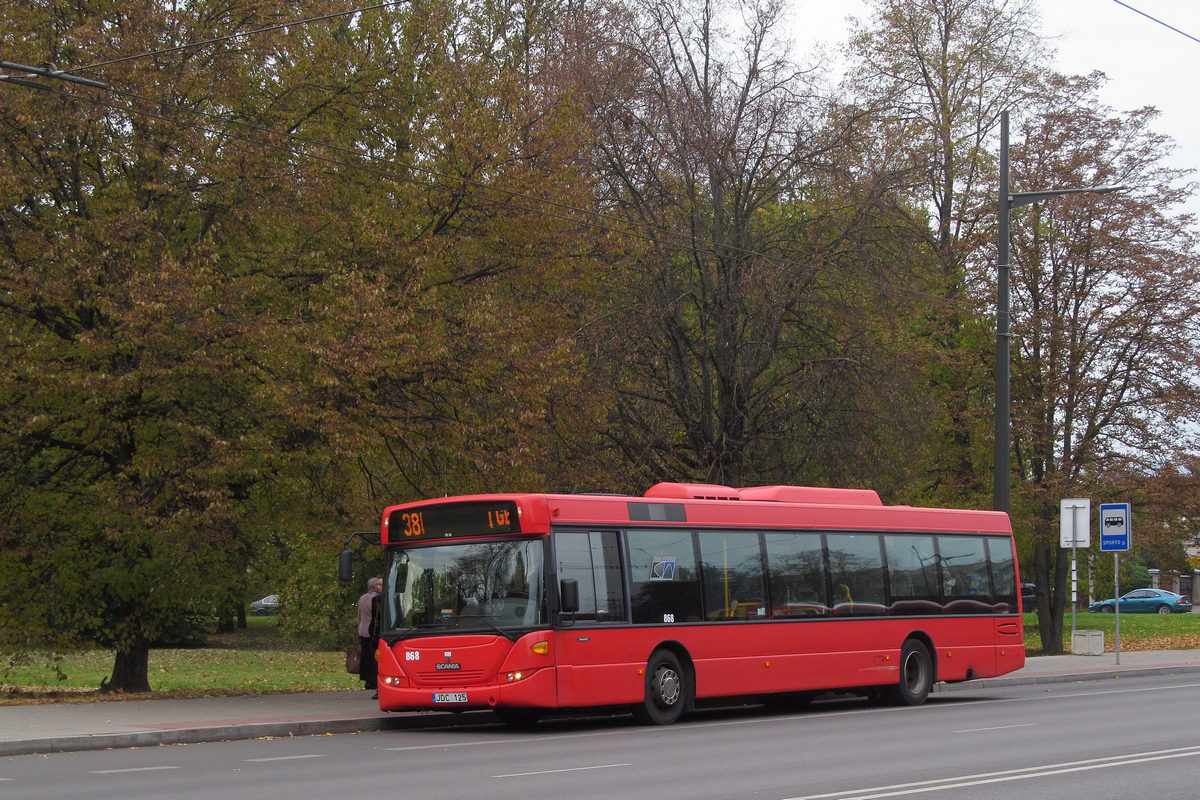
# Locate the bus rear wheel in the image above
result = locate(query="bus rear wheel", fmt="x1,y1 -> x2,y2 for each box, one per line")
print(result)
886,639 -> 933,706
633,650 -> 686,725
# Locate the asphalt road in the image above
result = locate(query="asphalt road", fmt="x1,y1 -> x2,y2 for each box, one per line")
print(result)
4,674 -> 1200,799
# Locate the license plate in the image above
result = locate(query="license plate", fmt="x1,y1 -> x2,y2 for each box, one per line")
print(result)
432,692 -> 468,703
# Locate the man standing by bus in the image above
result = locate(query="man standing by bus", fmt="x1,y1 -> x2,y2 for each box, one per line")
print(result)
358,577 -> 381,695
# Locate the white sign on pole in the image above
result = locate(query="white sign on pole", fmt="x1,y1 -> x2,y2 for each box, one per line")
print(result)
1060,498 -> 1091,548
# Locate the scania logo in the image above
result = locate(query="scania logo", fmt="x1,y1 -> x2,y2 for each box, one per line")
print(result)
437,651 -> 460,670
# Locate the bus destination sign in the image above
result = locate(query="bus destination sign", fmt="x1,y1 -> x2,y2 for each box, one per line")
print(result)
388,500 -> 521,542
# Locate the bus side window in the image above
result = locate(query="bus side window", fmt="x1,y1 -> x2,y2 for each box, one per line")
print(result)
555,531 -> 625,622
764,532 -> 828,618
827,533 -> 887,617
938,535 -> 994,613
985,536 -> 1018,613
883,534 -> 942,616
697,531 -> 765,621
628,529 -> 702,624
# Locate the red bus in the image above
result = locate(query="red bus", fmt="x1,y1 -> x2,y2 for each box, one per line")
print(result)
364,483 -> 1024,725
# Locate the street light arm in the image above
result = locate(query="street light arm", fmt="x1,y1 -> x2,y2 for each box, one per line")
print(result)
1009,185 -> 1129,209
0,60 -> 109,89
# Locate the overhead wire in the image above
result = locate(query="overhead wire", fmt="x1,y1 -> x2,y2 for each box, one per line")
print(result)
1111,1 -> 1200,46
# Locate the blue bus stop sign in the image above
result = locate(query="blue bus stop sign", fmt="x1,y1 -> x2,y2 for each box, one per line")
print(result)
1099,503 -> 1131,551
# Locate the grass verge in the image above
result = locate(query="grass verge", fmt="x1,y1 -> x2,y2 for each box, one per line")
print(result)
1023,610 -> 1200,655
2,617 -> 362,704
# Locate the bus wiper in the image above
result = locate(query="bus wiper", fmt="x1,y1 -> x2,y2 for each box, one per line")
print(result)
472,617 -> 518,641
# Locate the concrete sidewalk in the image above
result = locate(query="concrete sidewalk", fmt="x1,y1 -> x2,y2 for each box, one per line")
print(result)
4,649 -> 1200,757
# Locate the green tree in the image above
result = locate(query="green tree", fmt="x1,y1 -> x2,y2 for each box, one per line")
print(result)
0,0 -> 322,690
846,0 -> 1045,505
2,0 -> 612,682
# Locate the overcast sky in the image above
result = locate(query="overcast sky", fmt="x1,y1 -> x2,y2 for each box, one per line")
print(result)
787,0 -> 1200,222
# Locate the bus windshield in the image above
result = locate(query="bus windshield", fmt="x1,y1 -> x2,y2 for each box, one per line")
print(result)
384,539 -> 547,636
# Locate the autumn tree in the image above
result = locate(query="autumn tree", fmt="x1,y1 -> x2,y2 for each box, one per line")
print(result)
570,0 -> 924,488
847,0 -> 1045,505
0,0 -> 299,690
2,0 -> 612,682
1007,73 -> 1200,652
330,0 -> 610,503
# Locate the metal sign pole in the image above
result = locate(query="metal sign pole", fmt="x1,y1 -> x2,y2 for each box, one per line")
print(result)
1114,552 -> 1121,665
1100,502 -> 1131,666
1059,499 -> 1091,655
1075,542 -> 1084,642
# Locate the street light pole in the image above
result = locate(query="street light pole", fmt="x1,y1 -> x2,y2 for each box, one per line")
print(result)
995,111 -> 1014,515
994,109 -> 1126,514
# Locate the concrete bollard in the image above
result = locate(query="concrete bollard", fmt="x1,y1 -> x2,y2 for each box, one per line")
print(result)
1072,629 -> 1104,655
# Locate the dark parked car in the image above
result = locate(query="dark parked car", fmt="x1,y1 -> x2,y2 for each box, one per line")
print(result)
1089,588 -> 1192,614
1021,583 -> 1037,612
250,594 -> 280,615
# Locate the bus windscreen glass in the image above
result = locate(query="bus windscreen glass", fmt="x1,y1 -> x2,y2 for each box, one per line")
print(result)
384,539 -> 546,633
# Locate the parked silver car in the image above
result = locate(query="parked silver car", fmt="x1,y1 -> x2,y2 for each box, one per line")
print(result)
249,594 -> 280,615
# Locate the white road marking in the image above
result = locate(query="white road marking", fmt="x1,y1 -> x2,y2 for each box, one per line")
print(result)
782,745 -> 1200,800
495,763 -> 631,778
952,722 -> 1037,733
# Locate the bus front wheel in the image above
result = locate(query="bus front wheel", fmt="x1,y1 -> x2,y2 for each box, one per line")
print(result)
887,639 -> 933,706
633,650 -> 686,725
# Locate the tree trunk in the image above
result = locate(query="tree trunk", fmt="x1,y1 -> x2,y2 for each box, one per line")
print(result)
102,637 -> 152,694
1034,542 -> 1063,654
1034,538 -> 1071,654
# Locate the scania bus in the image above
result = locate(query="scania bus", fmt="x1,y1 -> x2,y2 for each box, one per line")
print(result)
349,483 -> 1024,725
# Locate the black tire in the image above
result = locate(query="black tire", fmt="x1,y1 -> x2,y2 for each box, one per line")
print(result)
1157,605 -> 1172,615
886,639 -> 933,706
1101,605 -> 1115,613
493,707 -> 542,728
632,650 -> 687,725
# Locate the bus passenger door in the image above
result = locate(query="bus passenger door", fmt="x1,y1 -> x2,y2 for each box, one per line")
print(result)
553,530 -> 638,706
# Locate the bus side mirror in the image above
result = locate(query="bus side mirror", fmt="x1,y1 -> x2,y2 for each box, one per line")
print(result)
338,549 -> 354,583
338,531 -> 377,583
560,578 -> 580,614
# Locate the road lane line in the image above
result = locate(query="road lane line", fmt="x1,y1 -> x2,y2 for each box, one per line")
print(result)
782,745 -> 1200,800
89,766 -> 180,774
952,723 -> 1037,733
243,754 -> 328,762
495,763 -> 631,778
1034,681 -> 1200,700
